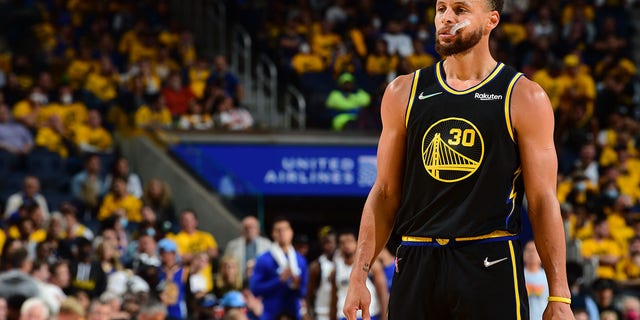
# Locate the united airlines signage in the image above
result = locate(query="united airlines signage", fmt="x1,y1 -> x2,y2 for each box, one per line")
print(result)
171,144 -> 378,196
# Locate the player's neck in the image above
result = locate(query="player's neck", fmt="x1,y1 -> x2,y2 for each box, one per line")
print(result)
443,45 -> 497,83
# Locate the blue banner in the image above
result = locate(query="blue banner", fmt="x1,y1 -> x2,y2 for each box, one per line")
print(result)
171,144 -> 378,196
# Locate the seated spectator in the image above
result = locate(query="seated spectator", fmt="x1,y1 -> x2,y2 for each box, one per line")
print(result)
54,85 -> 89,131
311,21 -> 342,64
72,110 -> 113,154
95,240 -> 122,276
189,253 -> 211,300
35,114 -> 71,158
104,157 -> 143,199
71,154 -> 106,212
406,39 -> 434,71
7,203 -> 47,244
60,202 -> 94,241
98,177 -> 143,224
188,57 -> 211,99
0,102 -> 33,155
291,43 -> 325,75
0,247 -> 40,301
592,278 -> 623,319
131,233 -> 160,273
66,45 -> 97,91
84,56 -> 119,111
177,100 -> 214,130
134,95 -> 173,130
365,39 -> 398,86
58,297 -> 86,320
68,237 -> 107,300
139,59 -> 161,99
162,71 -> 195,117
153,46 -> 180,82
382,18 -> 414,58
4,176 -> 50,221
214,96 -> 254,131
581,218 -> 623,280
12,86 -> 48,129
19,297 -> 49,320
207,55 -> 244,103
214,255 -> 244,299
142,178 -> 176,231
325,72 -> 371,131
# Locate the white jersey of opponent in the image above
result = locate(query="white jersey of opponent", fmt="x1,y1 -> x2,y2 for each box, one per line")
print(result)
315,254 -> 335,320
335,256 -> 380,318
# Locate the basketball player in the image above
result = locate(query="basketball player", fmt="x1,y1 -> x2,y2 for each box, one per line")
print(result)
343,0 -> 574,319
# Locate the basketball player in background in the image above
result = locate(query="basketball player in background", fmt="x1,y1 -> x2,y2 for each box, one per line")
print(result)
343,0 -> 574,319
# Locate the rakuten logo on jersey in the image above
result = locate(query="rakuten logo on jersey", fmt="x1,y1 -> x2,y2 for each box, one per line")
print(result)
474,93 -> 503,101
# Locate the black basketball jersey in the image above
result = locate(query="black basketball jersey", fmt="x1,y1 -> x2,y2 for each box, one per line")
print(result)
394,61 -> 525,238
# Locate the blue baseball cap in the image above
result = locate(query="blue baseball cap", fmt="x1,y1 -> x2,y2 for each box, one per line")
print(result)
157,238 -> 177,253
219,291 -> 246,308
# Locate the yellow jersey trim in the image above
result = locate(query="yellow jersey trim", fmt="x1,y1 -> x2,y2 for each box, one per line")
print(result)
405,70 -> 421,127
401,230 -> 516,243
504,73 -> 523,142
436,61 -> 505,95
508,240 -> 522,320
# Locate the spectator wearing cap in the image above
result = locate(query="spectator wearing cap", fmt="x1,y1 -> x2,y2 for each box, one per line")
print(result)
325,72 -> 371,131
157,238 -> 189,320
558,54 -> 596,126
225,216 -> 271,280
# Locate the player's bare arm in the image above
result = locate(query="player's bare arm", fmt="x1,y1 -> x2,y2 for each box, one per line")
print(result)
343,73 -> 413,319
511,78 -> 574,319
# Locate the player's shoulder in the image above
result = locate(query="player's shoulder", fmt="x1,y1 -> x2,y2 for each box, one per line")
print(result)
385,72 -> 416,97
511,73 -> 550,107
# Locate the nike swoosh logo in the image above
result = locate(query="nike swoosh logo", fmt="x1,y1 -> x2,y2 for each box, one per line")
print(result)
418,92 -> 443,100
483,257 -> 508,268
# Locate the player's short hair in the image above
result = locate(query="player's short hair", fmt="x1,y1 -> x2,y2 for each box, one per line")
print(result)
486,0 -> 503,13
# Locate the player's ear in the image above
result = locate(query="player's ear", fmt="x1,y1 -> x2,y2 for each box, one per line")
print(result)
487,11 -> 500,31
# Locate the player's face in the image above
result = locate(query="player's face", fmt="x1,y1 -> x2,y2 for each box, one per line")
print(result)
339,234 -> 357,257
434,0 -> 493,56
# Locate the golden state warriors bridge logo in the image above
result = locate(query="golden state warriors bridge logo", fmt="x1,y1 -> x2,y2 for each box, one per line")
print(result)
422,117 -> 484,182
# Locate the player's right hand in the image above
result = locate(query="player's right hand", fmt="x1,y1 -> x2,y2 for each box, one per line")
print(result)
343,281 -> 371,320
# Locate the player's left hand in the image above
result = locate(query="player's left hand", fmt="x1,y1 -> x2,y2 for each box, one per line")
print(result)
543,302 -> 575,320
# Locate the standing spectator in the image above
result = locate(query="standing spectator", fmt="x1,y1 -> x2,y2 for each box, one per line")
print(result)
168,210 -> 219,294
49,261 -> 71,299
68,237 -> 107,299
224,216 -> 272,279
592,278 -> 623,318
157,238 -> 188,320
104,157 -> 144,199
0,103 -> 33,156
330,229 -> 387,320
523,240 -> 549,320
4,176 -> 49,221
71,154 -> 106,213
325,73 -> 371,131
214,96 -> 254,131
207,55 -> 244,104
187,57 -> 211,100
72,110 -> 113,154
162,71 -> 195,117
306,226 -> 337,320
250,217 -> 308,320
83,56 -> 119,111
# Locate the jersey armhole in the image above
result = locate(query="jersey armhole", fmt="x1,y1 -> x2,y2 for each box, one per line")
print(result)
504,72 -> 523,143
404,70 -> 421,128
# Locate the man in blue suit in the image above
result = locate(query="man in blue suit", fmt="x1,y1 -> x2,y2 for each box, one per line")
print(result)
250,216 -> 308,320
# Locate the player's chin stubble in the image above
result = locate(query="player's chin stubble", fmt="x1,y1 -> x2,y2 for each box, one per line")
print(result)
435,27 -> 483,57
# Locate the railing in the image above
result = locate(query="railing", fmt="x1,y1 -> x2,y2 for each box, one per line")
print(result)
283,85 -> 306,130
230,25 -> 253,106
255,54 -> 278,128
